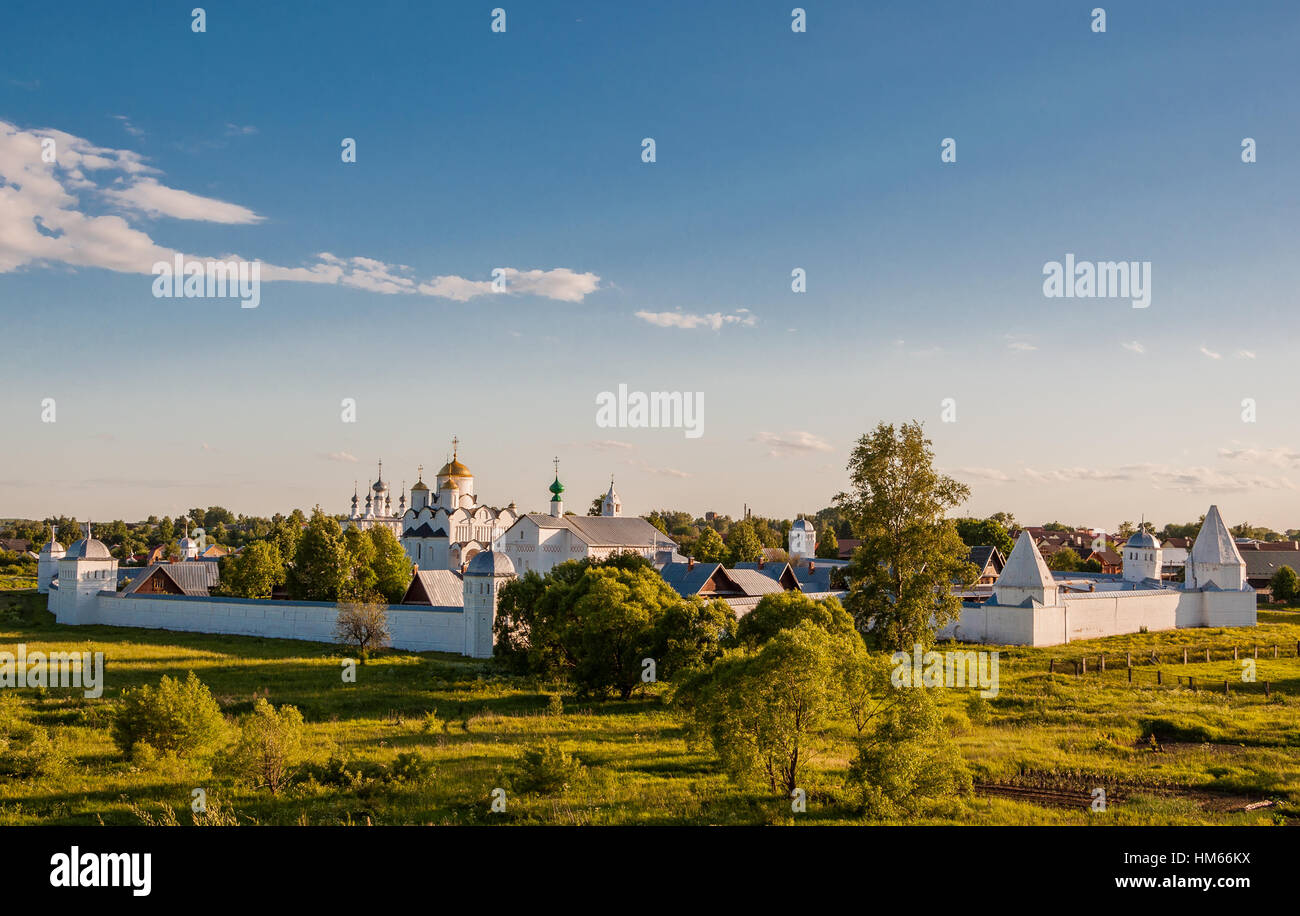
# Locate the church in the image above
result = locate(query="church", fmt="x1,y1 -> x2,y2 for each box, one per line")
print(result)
346,441 -> 675,575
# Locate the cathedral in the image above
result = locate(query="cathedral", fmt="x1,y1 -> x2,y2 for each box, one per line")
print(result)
345,441 -> 666,574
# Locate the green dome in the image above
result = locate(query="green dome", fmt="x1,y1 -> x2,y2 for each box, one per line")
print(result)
549,476 -> 565,497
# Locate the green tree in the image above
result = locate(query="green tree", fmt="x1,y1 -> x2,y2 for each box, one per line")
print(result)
735,591 -> 855,647
588,495 -> 604,517
725,520 -> 763,565
227,698 -> 304,794
1270,565 -> 1299,604
334,597 -> 391,658
217,541 -> 283,598
342,526 -> 379,599
674,621 -> 855,795
368,526 -> 412,603
692,526 -> 726,563
815,524 -> 839,559
953,517 -> 1014,558
847,686 -> 972,818
835,421 -> 975,651
287,507 -> 349,601
111,672 -> 227,759
1047,547 -> 1081,571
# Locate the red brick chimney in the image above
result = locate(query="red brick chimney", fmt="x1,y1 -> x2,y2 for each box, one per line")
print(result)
687,557 -> 695,571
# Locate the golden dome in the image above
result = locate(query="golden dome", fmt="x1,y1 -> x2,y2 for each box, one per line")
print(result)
440,477 -> 460,489
437,459 -> 471,477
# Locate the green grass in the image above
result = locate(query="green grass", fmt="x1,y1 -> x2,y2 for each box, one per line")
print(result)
1,590 -> 1297,826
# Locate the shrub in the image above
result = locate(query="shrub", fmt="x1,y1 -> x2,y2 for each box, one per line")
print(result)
512,740 -> 584,794
0,723 -> 66,778
966,693 -> 993,726
111,672 -> 227,759
389,751 -> 434,783
227,698 -> 305,794
546,694 -> 564,717
420,709 -> 445,734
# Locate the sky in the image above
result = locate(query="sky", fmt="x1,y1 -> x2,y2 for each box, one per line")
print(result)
2,1 -> 1298,532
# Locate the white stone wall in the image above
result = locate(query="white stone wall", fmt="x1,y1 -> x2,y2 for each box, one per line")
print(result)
78,594 -> 470,654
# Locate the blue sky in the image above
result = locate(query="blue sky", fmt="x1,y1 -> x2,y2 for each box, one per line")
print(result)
2,1 -> 1298,532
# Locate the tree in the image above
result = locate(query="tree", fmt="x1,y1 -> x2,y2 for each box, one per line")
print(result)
335,597 -> 391,658
816,525 -> 840,559
835,421 -> 975,651
588,495 -> 604,517
217,541 -> 283,598
227,698 -> 304,794
692,526 -> 726,563
111,672 -> 227,759
674,621 -> 854,796
954,517 -> 1014,559
288,507 -> 349,601
341,526 -> 379,599
1270,565 -> 1299,604
368,526 -> 412,604
725,520 -> 763,565
847,686 -> 971,818
735,591 -> 855,647
1046,547 -> 1081,571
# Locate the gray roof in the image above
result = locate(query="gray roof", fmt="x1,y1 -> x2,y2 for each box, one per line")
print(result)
404,569 -> 464,606
659,561 -> 725,597
122,561 -> 221,597
66,538 -> 112,560
1125,530 -> 1160,549
724,567 -> 788,597
523,514 -> 672,548
466,550 -> 515,576
1243,551 -> 1300,583
1190,505 -> 1245,566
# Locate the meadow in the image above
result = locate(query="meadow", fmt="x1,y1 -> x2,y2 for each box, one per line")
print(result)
1,590 -> 1297,826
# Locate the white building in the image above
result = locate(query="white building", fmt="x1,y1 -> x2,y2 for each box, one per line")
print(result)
398,444 -> 519,571
939,504 -> 1255,646
36,524 -> 64,593
788,517 -> 816,560
343,460 -> 404,536
498,467 -> 677,576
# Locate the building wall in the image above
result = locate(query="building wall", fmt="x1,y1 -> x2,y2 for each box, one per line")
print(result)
70,593 -> 471,654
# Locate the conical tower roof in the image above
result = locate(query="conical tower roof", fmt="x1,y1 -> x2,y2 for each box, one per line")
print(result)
998,530 -> 1055,590
1190,505 -> 1244,565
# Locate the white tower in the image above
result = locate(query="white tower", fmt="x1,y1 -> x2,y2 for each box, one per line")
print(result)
178,518 -> 200,560
994,531 -> 1058,607
462,550 -> 515,658
410,466 -> 430,512
601,477 -> 622,517
1122,528 -> 1162,583
789,517 -> 816,560
1184,505 -> 1246,591
36,523 -> 65,594
50,523 -> 117,625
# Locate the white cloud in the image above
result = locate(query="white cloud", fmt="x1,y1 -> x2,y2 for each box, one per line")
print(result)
103,177 -> 264,224
1199,345 -> 1222,360
1235,349 -> 1256,359
1121,340 -> 1145,354
951,467 -> 1013,482
754,431 -> 833,457
0,119 -> 600,302
1005,335 -> 1037,352
325,451 -> 358,463
634,309 -> 757,330
111,114 -> 144,137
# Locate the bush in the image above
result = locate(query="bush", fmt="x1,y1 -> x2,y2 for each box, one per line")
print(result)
227,698 -> 305,794
966,693 -> 993,726
546,694 -> 564,717
512,740 -> 584,794
388,751 -> 434,783
0,723 -> 66,778
420,709 -> 445,734
111,672 -> 227,759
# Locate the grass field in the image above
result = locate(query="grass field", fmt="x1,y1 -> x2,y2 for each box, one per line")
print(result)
1,590 -> 1297,826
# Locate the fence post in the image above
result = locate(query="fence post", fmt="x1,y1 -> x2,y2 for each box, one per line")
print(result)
1254,644 -> 1259,660
1234,646 -> 1239,661
1265,681 -> 1271,698
1206,648 -> 1211,663
1157,670 -> 1162,686
1049,658 -> 1054,674
1127,652 -> 1132,668
1100,654 -> 1106,672
1183,648 -> 1188,664
1128,667 -> 1132,685
1224,680 -> 1230,697
1190,676 -> 1196,692
1082,657 -> 1087,675
1274,645 -> 1280,659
